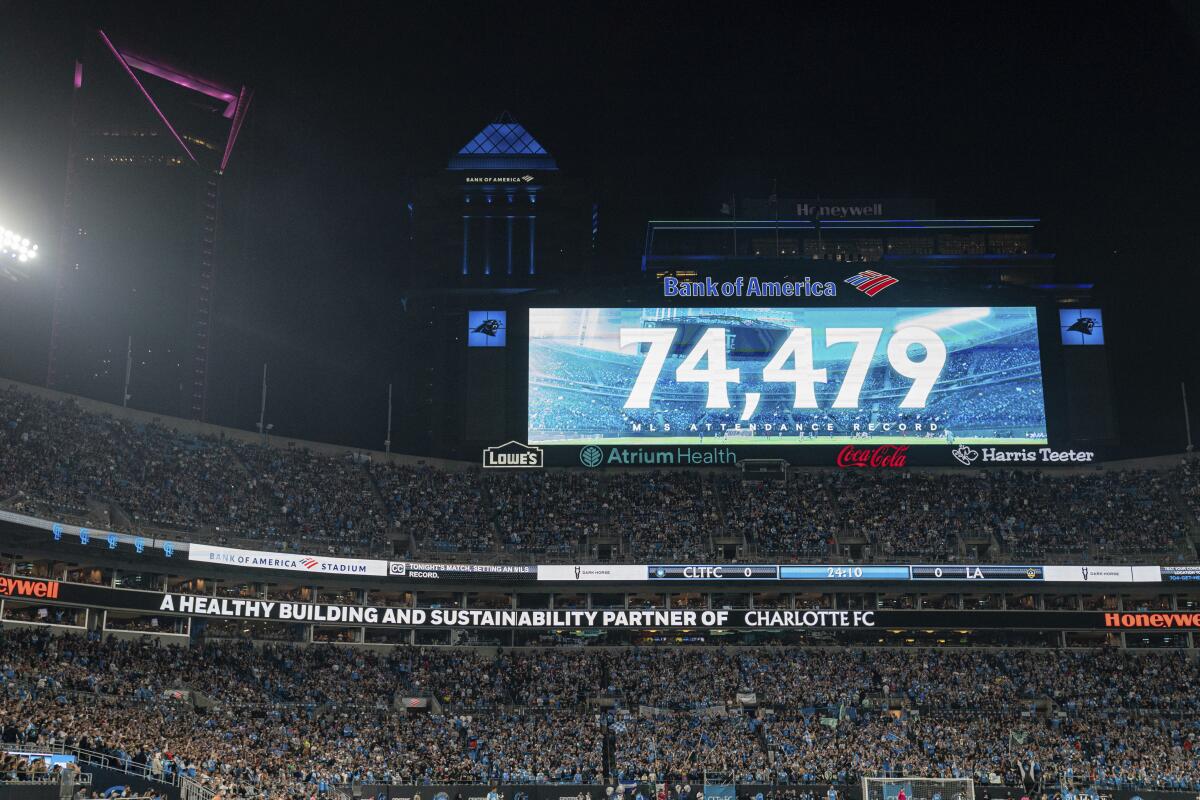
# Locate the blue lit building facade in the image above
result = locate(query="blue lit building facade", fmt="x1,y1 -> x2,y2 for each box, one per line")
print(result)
448,113 -> 557,279
396,114 -> 592,455
400,113 -> 593,288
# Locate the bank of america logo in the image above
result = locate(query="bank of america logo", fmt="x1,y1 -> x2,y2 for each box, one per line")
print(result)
845,270 -> 899,296
300,558 -> 319,570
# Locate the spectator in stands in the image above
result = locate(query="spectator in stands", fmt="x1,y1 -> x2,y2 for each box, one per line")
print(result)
1,385 -> 1194,564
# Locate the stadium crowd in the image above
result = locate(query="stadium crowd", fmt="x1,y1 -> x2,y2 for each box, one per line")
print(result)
528,338 -> 1048,444
0,385 -> 1196,566
488,472 -> 604,556
3,630 -> 1200,794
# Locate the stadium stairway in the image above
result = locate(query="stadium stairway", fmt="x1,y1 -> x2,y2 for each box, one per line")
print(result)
710,476 -> 745,561
89,498 -> 123,534
590,474 -> 627,562
752,715 -> 772,767
602,728 -> 616,782
1166,467 -> 1200,560
361,459 -> 409,557
225,443 -> 298,548
477,478 -> 507,558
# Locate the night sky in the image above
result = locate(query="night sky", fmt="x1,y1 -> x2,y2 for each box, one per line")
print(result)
1,2 -> 1199,455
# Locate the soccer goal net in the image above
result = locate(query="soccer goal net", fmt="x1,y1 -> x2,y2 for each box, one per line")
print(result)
862,777 -> 974,800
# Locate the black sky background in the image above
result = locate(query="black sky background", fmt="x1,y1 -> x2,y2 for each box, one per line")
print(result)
1,2 -> 1199,455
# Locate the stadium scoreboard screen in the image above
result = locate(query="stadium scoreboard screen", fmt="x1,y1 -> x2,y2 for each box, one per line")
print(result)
528,306 -> 1048,456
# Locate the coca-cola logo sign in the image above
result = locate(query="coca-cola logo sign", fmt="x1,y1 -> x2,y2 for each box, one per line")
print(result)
836,444 -> 909,468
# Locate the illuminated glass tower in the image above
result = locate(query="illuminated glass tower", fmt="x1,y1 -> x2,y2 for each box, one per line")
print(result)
447,112 -> 557,280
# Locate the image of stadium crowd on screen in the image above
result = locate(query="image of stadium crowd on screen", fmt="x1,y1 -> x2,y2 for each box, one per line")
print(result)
529,307 -> 1048,445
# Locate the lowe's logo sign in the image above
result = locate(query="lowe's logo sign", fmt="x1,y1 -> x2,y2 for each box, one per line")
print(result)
483,441 -> 544,469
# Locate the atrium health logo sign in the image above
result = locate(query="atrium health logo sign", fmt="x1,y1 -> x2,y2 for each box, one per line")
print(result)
579,445 -> 604,468
836,444 -> 908,468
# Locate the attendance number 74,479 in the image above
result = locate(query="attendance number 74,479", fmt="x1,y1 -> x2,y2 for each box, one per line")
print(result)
619,326 -> 946,414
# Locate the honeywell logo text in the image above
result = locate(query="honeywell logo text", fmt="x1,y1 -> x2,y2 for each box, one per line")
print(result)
1104,612 -> 1200,629
0,577 -> 60,600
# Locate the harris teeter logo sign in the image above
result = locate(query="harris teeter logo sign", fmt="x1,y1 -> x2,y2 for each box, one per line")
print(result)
950,445 -> 1095,464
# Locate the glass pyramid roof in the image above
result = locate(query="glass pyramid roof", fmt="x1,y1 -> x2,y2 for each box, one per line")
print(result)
458,121 -> 548,156
449,113 -> 557,170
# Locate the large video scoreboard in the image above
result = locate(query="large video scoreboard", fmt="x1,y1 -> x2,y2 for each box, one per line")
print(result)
529,306 -> 1048,448
445,260 -> 1113,467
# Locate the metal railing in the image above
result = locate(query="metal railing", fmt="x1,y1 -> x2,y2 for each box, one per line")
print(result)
179,775 -> 214,800
3,742 -> 179,788
0,773 -> 92,788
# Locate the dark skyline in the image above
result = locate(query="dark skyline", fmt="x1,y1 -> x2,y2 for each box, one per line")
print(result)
1,2 -> 1199,455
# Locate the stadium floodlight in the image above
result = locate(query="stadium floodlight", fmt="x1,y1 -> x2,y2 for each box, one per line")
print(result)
0,226 -> 39,263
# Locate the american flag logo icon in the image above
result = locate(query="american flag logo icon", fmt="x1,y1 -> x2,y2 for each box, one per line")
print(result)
844,270 -> 899,296
300,557 -> 319,570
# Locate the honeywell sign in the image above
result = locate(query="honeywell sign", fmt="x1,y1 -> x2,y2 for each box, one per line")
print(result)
1104,612 -> 1200,629
790,198 -> 935,219
797,201 -> 883,218
0,577 -> 60,600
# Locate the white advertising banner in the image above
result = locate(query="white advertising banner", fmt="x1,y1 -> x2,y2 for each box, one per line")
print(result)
1042,565 -> 1136,583
1131,565 -> 1163,582
537,564 -> 647,582
188,543 -> 388,576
